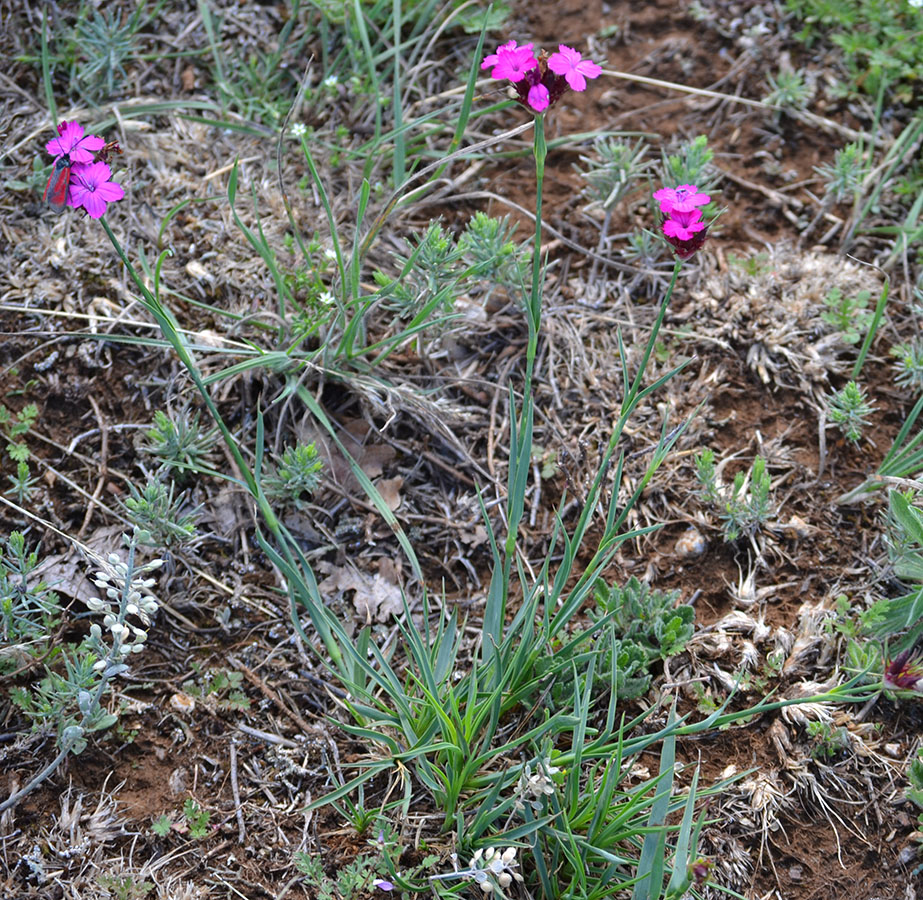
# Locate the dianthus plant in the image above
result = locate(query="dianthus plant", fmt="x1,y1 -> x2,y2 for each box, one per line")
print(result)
481,40 -> 601,113
44,121 -> 124,218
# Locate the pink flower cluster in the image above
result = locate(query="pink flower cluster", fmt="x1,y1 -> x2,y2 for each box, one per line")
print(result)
481,41 -> 601,113
652,184 -> 710,259
45,121 -> 124,219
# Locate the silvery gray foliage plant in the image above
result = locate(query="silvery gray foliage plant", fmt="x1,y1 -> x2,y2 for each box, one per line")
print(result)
0,529 -> 162,816
430,846 -> 524,897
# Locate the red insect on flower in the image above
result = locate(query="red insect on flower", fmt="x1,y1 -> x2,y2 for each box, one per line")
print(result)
43,121 -> 105,213
42,153 -> 72,212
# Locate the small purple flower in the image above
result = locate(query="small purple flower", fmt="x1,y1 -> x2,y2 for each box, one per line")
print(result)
373,879 -> 395,891
547,45 -> 602,92
884,648 -> 923,692
46,121 -> 105,165
653,184 -> 711,216
482,41 -> 601,114
481,40 -> 538,81
663,207 -> 707,242
656,183 -> 711,259
68,161 -> 125,218
527,80 -> 550,112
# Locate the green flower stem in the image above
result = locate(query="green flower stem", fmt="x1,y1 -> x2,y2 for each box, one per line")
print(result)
525,115 -> 547,392
501,115 -> 545,566
619,258 -> 681,431
486,116 -> 548,667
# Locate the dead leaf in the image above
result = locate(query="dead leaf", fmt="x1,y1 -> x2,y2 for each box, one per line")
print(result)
375,476 -> 403,512
30,524 -> 126,602
296,417 -> 395,492
460,524 -> 488,548
318,564 -> 403,624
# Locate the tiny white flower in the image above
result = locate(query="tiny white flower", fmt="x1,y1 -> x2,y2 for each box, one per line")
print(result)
290,122 -> 307,138
323,75 -> 338,88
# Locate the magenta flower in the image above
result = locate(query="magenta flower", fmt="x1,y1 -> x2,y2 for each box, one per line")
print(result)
663,207 -> 707,242
67,161 -> 125,218
45,121 -> 105,165
883,648 -> 923,692
481,40 -> 538,81
481,41 -> 600,114
547,45 -> 602,92
656,183 -> 711,259
653,184 -> 711,215
527,81 -> 550,112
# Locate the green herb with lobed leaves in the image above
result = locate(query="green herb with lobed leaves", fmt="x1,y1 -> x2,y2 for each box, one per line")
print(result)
786,0 -> 923,103
182,799 -> 211,840
1,402 -> 39,503
822,286 -> 873,344
182,665 -> 250,712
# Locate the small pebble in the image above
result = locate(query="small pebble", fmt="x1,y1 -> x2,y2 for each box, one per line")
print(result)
788,865 -> 803,882
675,526 -> 706,558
